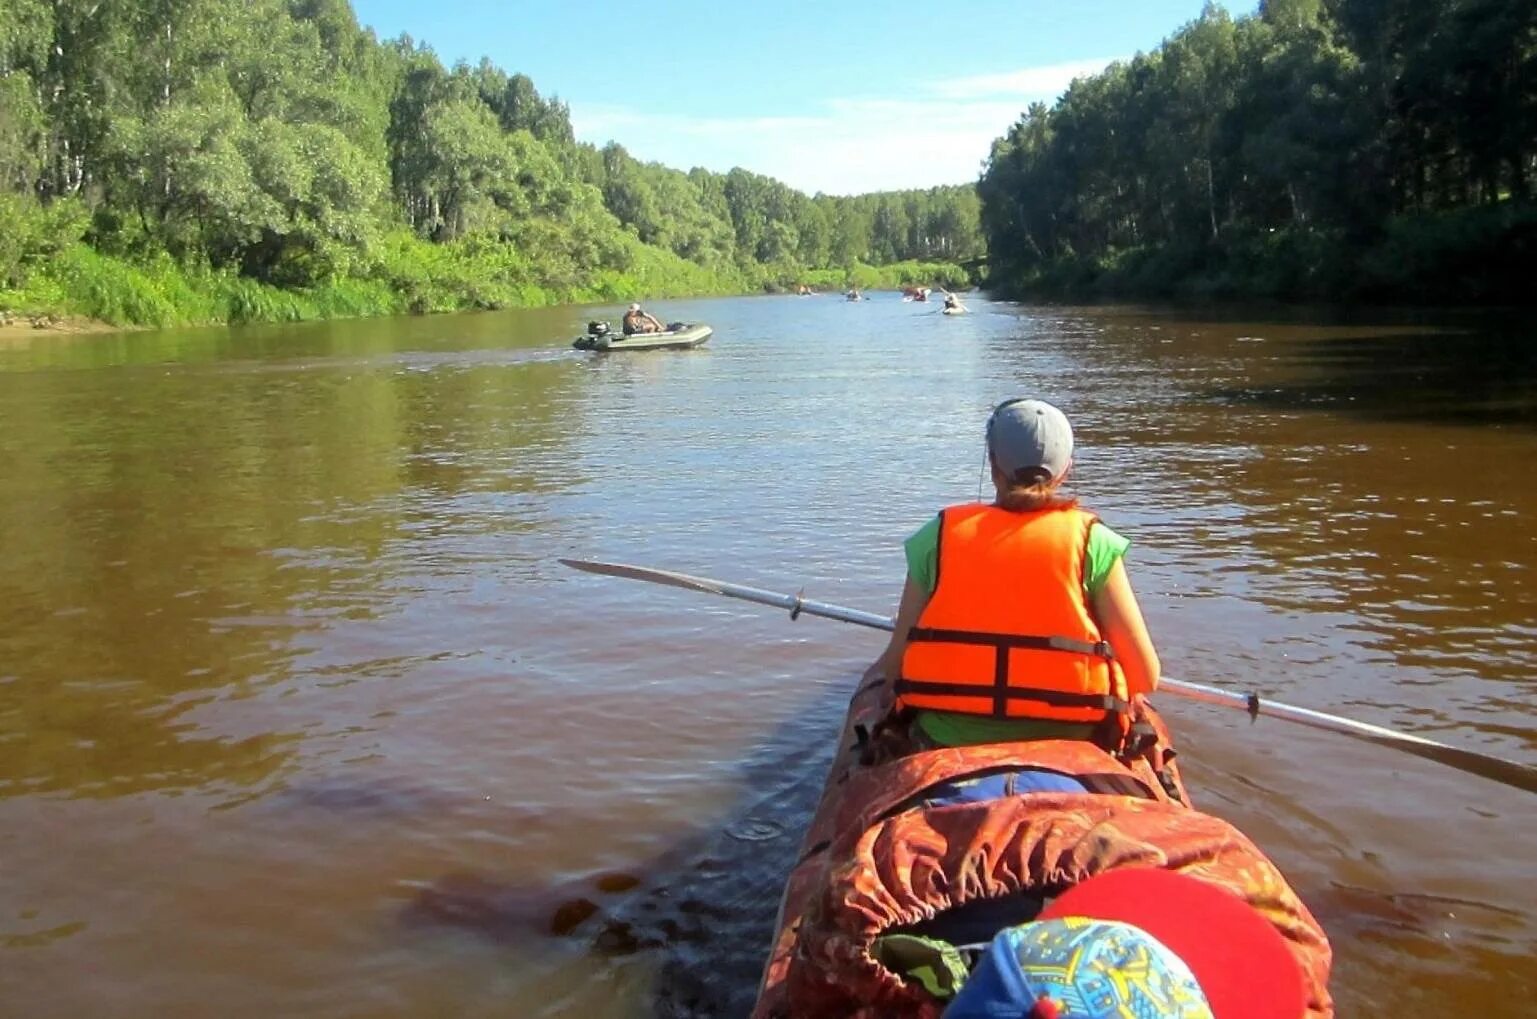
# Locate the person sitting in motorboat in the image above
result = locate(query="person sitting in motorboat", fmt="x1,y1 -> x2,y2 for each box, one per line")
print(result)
622,303 -> 665,336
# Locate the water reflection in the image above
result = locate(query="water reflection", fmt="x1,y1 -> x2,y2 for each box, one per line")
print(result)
1183,325 -> 1536,741
1211,322 -> 1537,429
0,326 -> 588,797
397,672 -> 847,1018
973,310 -> 1537,753
0,296 -> 1533,1017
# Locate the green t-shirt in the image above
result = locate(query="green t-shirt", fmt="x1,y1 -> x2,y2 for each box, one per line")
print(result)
901,511 -> 1130,749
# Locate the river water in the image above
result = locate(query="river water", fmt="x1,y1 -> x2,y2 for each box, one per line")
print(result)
1,295 -> 1533,1017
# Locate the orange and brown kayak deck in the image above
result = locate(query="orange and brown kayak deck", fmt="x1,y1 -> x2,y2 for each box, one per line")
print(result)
751,670 -> 1334,1018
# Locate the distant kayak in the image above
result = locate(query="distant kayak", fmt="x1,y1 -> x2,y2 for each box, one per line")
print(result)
572,322 -> 712,351
942,306 -> 967,315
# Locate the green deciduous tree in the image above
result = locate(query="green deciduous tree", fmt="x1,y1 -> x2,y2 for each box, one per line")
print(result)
3,0 -> 985,324
979,0 -> 1537,300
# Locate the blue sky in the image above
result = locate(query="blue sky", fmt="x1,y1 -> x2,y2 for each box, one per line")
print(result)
350,0 -> 1256,195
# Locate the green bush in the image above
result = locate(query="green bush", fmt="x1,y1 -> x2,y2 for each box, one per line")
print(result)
798,260 -> 976,292
52,247 -> 188,327
6,215 -> 981,328
1358,202 -> 1537,304
0,193 -> 88,292
990,200 -> 1537,306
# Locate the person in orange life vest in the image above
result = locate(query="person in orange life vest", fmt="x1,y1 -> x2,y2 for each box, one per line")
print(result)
874,398 -> 1161,749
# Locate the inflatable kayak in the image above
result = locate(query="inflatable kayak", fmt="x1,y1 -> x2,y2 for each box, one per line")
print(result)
572,322 -> 712,351
751,675 -> 1334,1018
942,306 -> 967,315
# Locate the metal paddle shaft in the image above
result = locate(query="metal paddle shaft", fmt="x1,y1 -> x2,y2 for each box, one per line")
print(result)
559,557 -> 1537,796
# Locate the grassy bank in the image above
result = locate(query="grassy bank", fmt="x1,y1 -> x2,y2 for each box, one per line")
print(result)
0,241 -> 980,332
797,260 -> 974,292
0,232 -> 764,331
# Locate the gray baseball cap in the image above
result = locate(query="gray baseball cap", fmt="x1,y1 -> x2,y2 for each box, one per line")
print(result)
987,398 -> 1074,484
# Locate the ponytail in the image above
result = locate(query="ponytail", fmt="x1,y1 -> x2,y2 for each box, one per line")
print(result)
990,460 -> 1077,512
996,480 -> 1078,513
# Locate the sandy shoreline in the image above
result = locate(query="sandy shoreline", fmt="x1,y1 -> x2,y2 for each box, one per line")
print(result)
0,315 -> 128,344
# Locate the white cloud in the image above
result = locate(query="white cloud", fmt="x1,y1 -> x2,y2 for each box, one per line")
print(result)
928,58 -> 1122,100
570,58 -> 1118,195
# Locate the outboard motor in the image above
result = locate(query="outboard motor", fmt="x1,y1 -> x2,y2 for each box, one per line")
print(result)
574,319 -> 614,350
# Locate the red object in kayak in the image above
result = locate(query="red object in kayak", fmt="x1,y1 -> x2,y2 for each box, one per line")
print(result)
750,674 -> 1334,1018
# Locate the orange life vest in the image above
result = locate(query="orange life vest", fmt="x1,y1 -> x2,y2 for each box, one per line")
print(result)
896,504 -> 1128,723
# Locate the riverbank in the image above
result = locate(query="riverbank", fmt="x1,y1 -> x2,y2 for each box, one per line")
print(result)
0,241 -> 974,332
989,202 -> 1537,307
0,314 -> 131,344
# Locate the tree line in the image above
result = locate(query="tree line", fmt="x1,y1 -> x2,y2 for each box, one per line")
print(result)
978,0 -> 1537,303
0,0 -> 982,326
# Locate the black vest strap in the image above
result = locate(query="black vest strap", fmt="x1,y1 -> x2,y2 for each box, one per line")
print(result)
907,627 -> 1115,661
893,679 -> 1130,716
901,627 -> 1124,719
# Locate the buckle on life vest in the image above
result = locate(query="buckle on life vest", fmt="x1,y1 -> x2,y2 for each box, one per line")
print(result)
1155,760 -> 1186,804
1107,715 -> 1186,804
1121,719 -> 1158,757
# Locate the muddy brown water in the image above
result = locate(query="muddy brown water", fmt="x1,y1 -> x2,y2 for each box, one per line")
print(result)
1,297 -> 1533,1017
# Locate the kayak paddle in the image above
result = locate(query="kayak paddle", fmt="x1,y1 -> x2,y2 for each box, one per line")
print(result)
559,557 -> 1537,796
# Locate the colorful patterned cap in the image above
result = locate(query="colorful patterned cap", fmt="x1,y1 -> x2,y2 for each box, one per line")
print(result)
944,917 -> 1214,1019
1038,868 -> 1306,1019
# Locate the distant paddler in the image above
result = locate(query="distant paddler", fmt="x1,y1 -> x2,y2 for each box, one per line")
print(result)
941,289 -> 968,314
